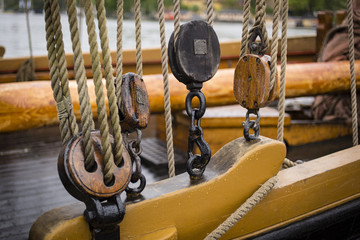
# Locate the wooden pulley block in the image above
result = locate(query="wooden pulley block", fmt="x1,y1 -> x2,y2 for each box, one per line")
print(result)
118,73 -> 150,132
58,131 -> 132,201
168,20 -> 220,86
233,54 -> 277,109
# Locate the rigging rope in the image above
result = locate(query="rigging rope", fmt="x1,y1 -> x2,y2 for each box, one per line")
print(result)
173,0 -> 181,47
269,0 -> 280,92
248,0 -> 268,55
240,0 -> 250,58
116,0 -> 124,101
84,0 -> 114,184
159,0 -> 176,178
206,0 -> 214,27
66,0 -> 95,170
95,0 -> 124,166
135,0 -> 143,76
347,0 -> 359,146
204,176 -> 278,240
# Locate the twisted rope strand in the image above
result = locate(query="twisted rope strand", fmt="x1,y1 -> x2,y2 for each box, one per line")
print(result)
158,0 -> 176,177
204,176 -> 278,240
134,0 -> 143,76
206,0 -> 214,27
116,0 -> 124,101
84,0 -> 114,185
95,0 -> 124,166
249,0 -> 268,54
269,0 -> 280,91
173,0 -> 181,46
66,0 -> 96,171
50,0 -> 79,137
240,0 -> 251,58
347,0 -> 359,146
44,0 -> 71,144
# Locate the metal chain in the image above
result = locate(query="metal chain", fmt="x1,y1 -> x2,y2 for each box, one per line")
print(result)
185,90 -> 211,179
243,109 -> 261,141
125,129 -> 146,197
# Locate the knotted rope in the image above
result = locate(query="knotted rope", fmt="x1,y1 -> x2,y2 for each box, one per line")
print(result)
66,0 -> 95,171
44,0 -> 78,145
347,0 -> 359,146
159,0 -> 176,178
204,176 -> 278,240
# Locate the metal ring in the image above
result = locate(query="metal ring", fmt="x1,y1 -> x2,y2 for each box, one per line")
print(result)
243,120 -> 260,141
187,154 -> 206,179
125,173 -> 146,196
185,90 -> 206,119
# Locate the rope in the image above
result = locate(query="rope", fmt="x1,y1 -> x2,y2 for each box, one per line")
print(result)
204,176 -> 278,240
50,0 -> 79,137
206,0 -> 214,27
116,0 -> 124,101
84,0 -> 114,185
347,0 -> 359,146
134,0 -> 143,76
269,0 -> 280,91
158,0 -> 176,178
173,0 -> 180,46
240,0 -> 251,58
66,0 -> 96,171
95,0 -> 124,166
16,0 -> 35,82
44,0 -> 73,144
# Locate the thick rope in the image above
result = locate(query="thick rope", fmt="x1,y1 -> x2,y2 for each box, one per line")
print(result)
50,0 -> 79,137
158,0 -> 176,178
206,0 -> 214,27
84,0 -> 114,185
134,0 -> 143,76
347,0 -> 359,146
173,0 -> 181,46
25,0 -> 33,58
240,0 -> 251,58
44,0 -> 72,144
204,176 -> 278,240
95,0 -> 124,166
116,0 -> 124,101
66,0 -> 96,171
269,0 -> 280,91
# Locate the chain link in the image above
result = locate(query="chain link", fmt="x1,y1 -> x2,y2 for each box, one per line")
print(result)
243,109 -> 261,141
185,90 -> 211,179
124,129 -> 146,197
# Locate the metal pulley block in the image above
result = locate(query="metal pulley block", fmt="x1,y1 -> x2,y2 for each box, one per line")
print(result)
116,73 -> 150,133
58,131 -> 132,201
168,20 -> 221,88
233,54 -> 277,109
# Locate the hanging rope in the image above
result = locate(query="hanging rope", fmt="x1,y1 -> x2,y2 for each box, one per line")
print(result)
134,0 -> 143,76
44,0 -> 77,144
15,0 -> 35,82
249,0 -> 268,54
95,0 -> 124,166
206,0 -> 214,27
50,0 -> 79,137
240,0 -> 251,58
173,0 -> 181,46
347,0 -> 359,146
158,0 -> 176,177
66,0 -> 96,171
204,176 -> 278,240
116,0 -> 124,101
269,0 -> 280,91
84,0 -> 114,185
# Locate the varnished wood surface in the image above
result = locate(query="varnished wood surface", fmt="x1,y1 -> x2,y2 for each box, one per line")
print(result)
0,60 -> 359,133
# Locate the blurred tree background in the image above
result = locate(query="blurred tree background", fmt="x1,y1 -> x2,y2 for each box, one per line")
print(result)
3,0 -> 348,17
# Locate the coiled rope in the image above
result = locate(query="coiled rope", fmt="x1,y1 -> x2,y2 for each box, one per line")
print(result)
347,0 -> 359,146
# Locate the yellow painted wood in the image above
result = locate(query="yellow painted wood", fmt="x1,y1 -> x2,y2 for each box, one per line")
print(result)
1,60 -> 359,133
29,141 -> 360,240
157,105 -> 351,153
29,136 -> 286,240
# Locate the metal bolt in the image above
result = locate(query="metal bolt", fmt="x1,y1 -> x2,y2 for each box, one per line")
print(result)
242,101 -> 247,107
248,76 -> 252,82
254,101 -> 258,108
256,58 -> 261,64
243,56 -> 247,62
